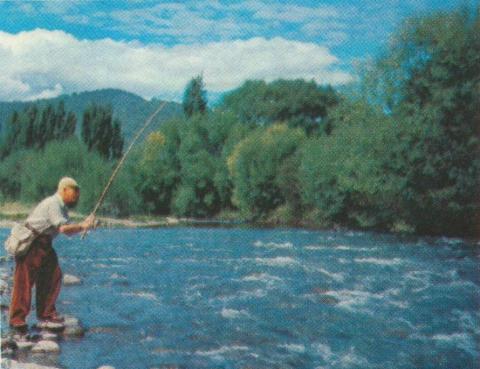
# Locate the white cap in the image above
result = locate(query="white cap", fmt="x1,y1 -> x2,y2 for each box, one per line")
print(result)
57,177 -> 80,192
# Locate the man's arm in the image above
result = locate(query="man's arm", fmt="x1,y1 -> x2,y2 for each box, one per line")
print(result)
58,216 -> 96,236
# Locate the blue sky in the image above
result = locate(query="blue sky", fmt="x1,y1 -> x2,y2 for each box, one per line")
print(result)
0,0 -> 474,102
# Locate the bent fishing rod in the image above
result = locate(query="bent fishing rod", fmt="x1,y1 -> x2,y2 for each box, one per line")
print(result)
80,101 -> 168,239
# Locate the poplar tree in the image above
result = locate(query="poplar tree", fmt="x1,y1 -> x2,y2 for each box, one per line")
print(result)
183,75 -> 208,118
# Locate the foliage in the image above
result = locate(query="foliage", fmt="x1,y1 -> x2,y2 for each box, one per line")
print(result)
364,8 -> 480,235
0,138 -> 141,216
136,119 -> 181,215
0,101 -> 76,158
300,99 -> 404,229
228,124 -> 305,218
220,79 -> 339,134
183,75 -> 208,118
81,104 -> 124,160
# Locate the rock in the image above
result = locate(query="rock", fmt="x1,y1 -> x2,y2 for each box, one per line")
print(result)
61,315 -> 85,337
1,337 -> 18,351
97,366 -> 116,369
0,255 -> 10,263
40,331 -> 59,341
16,340 -> 34,350
31,340 -> 60,353
0,279 -> 8,292
2,358 -> 61,369
63,274 -> 81,286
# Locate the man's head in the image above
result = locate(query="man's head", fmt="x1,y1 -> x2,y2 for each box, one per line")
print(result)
57,177 -> 80,208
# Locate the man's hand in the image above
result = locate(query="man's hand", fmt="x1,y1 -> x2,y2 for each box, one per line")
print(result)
81,214 -> 98,231
59,215 -> 98,236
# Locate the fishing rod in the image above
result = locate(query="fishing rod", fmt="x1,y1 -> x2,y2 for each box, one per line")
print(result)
80,101 -> 168,239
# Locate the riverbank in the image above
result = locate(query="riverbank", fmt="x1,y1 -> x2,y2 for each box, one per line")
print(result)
1,202 -> 478,241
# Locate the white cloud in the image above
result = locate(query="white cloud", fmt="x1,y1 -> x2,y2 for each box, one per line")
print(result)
0,29 -> 352,102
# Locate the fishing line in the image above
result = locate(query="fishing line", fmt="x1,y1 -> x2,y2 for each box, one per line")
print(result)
81,101 -> 168,239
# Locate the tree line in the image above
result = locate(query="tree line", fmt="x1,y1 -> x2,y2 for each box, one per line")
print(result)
0,102 -> 124,161
0,8 -> 478,237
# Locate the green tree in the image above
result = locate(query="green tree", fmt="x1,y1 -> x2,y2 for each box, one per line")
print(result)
0,102 -> 76,157
220,79 -> 339,135
81,104 -> 124,160
300,98 -> 405,230
364,8 -> 480,235
183,75 -> 208,117
137,119 -> 181,214
228,124 -> 305,218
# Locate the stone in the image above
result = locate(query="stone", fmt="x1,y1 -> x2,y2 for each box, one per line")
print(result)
0,256 -> 9,263
1,337 -> 18,351
16,340 -> 34,350
2,358 -> 61,369
61,315 -> 85,337
31,340 -> 60,353
40,331 -> 59,341
63,274 -> 82,286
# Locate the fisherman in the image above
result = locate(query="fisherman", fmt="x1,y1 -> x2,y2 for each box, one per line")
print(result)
9,177 -> 96,332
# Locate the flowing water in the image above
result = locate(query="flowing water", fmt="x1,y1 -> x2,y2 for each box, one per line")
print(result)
0,227 -> 479,369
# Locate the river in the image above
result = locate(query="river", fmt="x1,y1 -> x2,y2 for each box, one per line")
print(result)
1,227 -> 479,369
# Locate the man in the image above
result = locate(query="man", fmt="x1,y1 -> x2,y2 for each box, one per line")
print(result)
9,177 -> 96,331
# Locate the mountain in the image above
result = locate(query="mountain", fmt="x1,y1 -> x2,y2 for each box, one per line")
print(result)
0,89 -> 183,142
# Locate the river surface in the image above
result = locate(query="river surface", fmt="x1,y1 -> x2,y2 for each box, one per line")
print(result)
0,227 -> 479,369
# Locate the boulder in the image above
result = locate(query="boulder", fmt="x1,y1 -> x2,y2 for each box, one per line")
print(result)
63,274 -> 82,286
62,315 -> 85,337
31,340 -> 60,353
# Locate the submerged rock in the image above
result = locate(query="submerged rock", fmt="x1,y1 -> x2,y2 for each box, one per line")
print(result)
63,274 -> 82,286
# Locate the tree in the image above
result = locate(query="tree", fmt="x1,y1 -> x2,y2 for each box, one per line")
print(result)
227,124 -> 305,218
183,75 -> 208,117
366,8 -> 480,235
81,104 -> 124,160
220,79 -> 339,135
0,102 -> 76,158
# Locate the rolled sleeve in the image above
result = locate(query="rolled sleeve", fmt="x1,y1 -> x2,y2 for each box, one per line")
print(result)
48,202 -> 69,228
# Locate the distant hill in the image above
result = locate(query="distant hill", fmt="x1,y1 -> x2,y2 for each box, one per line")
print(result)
0,89 -> 183,141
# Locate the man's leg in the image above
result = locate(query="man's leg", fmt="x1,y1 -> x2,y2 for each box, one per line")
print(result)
9,248 -> 40,327
36,248 -> 62,321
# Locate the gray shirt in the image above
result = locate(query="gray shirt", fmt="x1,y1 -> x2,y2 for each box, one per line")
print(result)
26,194 -> 70,238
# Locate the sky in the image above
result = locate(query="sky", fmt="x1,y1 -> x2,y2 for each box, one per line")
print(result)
0,0 -> 474,102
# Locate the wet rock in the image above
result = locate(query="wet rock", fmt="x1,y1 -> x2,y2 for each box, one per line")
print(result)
31,340 -> 60,353
1,337 -> 18,352
0,255 -> 10,263
61,315 -> 85,337
40,331 -> 59,341
63,274 -> 81,286
16,340 -> 34,350
0,279 -> 8,293
1,358 -> 60,369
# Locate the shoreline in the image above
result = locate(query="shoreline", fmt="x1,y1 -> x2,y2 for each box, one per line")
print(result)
0,204 -> 478,241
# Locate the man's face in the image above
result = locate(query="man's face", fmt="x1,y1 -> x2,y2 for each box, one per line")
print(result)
62,187 -> 80,208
